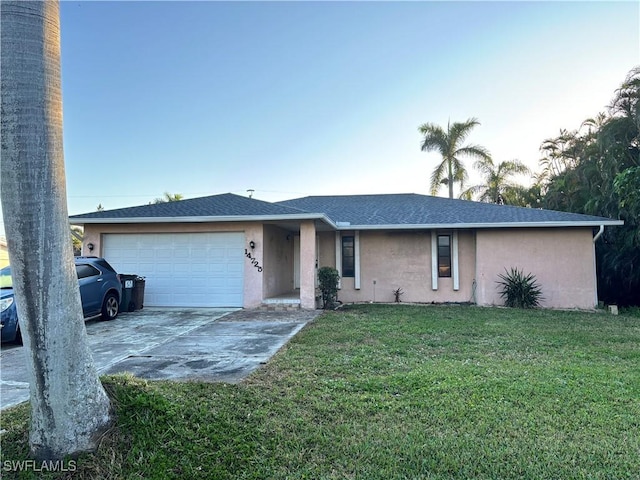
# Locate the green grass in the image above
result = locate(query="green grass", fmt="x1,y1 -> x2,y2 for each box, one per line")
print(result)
2,304 -> 640,479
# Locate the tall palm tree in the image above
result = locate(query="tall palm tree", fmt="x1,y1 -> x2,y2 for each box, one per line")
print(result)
1,0 -> 112,459
419,118 -> 490,198
461,158 -> 531,204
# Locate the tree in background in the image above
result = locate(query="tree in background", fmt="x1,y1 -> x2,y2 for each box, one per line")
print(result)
71,226 -> 83,256
152,192 -> 184,204
419,118 -> 490,199
539,66 -> 639,305
461,158 -> 530,204
509,171 -> 545,209
0,0 -> 112,459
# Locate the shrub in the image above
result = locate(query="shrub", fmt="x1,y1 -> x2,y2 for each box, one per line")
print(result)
496,267 -> 543,309
318,267 -> 340,309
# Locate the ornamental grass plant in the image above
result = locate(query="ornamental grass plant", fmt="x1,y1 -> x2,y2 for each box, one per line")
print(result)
496,267 -> 543,308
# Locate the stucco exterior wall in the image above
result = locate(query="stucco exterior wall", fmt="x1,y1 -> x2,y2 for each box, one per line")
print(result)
317,231 -> 336,269
330,230 -> 476,304
82,222 -> 598,311
475,228 -> 597,309
82,222 -> 265,308
262,225 -> 294,298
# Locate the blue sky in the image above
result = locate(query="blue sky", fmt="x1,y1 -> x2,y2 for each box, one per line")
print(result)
1,0 -> 638,231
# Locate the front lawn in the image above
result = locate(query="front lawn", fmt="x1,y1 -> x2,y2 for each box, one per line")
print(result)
2,305 -> 639,479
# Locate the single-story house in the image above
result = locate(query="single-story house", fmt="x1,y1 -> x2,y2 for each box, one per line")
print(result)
69,193 -> 623,310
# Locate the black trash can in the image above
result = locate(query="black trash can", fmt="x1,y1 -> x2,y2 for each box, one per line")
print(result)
119,274 -> 137,313
130,276 -> 146,311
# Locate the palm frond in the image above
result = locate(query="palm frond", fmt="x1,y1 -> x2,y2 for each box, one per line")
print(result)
473,157 -> 495,176
419,124 -> 447,154
459,184 -> 482,200
456,144 -> 491,161
430,161 -> 447,195
497,159 -> 531,176
448,118 -> 481,146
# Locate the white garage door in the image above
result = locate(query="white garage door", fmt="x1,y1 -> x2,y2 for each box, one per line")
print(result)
103,232 -> 244,307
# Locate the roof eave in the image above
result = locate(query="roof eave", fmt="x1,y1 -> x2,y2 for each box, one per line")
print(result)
69,213 -> 338,229
336,220 -> 624,230
69,215 -> 623,230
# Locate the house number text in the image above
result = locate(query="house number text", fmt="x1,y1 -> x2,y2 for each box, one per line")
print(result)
245,249 -> 263,272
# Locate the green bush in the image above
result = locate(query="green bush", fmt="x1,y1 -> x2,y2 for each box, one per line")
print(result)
496,267 -> 543,309
318,267 -> 340,309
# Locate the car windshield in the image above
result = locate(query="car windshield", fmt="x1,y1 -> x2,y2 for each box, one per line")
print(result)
0,266 -> 12,289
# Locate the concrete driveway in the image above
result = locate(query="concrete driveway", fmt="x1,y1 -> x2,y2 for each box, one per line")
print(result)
0,308 -> 319,411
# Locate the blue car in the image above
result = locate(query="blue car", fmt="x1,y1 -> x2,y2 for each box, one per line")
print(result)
1,257 -> 122,344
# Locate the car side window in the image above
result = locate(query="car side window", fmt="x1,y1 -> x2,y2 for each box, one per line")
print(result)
95,259 -> 116,273
76,264 -> 100,279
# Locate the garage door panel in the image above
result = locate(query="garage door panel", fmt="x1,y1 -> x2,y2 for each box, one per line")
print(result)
103,232 -> 244,307
155,264 -> 173,274
208,278 -> 225,288
227,263 -> 243,273
174,264 -> 194,274
189,264 -> 208,274
208,264 -> 226,275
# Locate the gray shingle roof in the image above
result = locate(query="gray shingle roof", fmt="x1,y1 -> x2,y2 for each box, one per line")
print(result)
70,192 -> 621,228
276,194 -> 621,227
69,193 -> 306,220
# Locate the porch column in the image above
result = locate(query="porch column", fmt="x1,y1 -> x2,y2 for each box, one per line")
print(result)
299,220 -> 317,309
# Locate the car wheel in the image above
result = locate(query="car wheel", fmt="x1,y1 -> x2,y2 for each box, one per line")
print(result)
14,325 -> 23,345
101,293 -> 119,321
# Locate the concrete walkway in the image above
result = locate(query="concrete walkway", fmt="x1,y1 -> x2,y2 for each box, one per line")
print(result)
0,308 -> 320,411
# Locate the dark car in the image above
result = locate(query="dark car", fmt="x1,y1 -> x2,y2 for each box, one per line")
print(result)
1,257 -> 122,344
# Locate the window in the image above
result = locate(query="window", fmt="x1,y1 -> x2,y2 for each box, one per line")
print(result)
437,234 -> 451,277
342,236 -> 355,277
76,264 -> 100,279
94,259 -> 116,273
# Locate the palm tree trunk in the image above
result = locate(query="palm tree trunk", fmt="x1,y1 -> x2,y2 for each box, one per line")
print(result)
1,0 -> 112,460
448,159 -> 454,199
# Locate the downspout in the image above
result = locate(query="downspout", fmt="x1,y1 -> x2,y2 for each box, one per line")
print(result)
592,225 -> 604,243
592,225 -> 605,308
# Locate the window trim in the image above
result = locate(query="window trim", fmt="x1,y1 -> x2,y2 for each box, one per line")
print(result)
341,235 -> 355,278
437,234 -> 452,278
